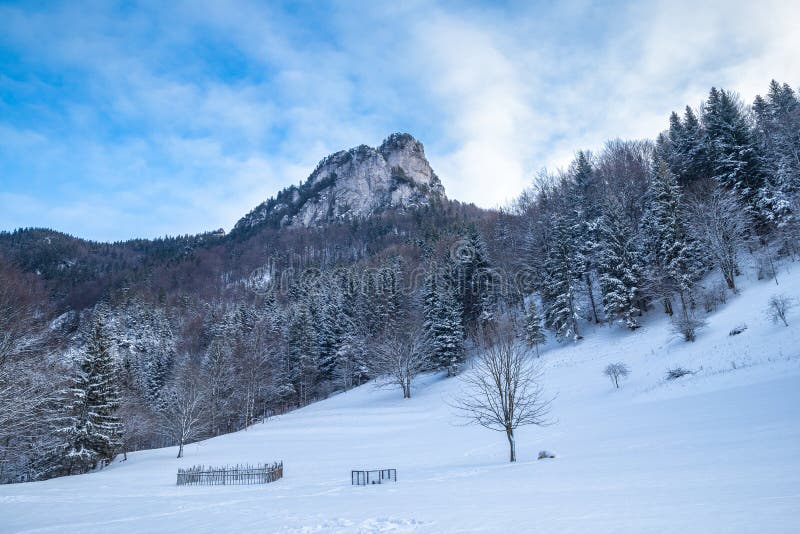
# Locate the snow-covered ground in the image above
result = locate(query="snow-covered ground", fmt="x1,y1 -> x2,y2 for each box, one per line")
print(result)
2,263 -> 800,533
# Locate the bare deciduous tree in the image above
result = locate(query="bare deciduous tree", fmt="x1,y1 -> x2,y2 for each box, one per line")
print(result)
158,368 -> 207,459
453,326 -> 552,462
603,362 -> 630,389
372,326 -> 429,399
766,294 -> 796,327
0,259 -> 57,481
688,186 -> 750,291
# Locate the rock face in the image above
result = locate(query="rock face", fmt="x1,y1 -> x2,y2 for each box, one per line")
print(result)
234,133 -> 445,231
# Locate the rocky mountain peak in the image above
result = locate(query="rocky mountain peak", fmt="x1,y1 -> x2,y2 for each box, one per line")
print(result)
233,133 -> 445,232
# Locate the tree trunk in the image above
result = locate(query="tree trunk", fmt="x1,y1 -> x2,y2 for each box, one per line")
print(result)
0,437 -> 9,480
177,440 -> 184,459
585,273 -> 599,323
506,427 -> 516,462
723,268 -> 736,290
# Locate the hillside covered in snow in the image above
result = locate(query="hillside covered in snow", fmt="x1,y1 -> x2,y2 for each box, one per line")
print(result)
2,257 -> 799,533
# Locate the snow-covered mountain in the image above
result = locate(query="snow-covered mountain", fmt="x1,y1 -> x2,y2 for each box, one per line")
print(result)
233,133 -> 446,232
3,258 -> 799,533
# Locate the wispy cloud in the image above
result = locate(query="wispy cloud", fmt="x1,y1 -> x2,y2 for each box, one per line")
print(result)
1,0 -> 798,240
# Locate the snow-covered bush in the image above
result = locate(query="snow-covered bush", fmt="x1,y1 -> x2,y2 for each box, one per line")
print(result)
538,450 -> 556,460
671,311 -> 707,342
603,362 -> 630,389
699,282 -> 728,313
665,367 -> 693,381
729,324 -> 747,336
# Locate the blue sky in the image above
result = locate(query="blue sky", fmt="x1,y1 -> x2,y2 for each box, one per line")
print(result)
1,0 -> 798,241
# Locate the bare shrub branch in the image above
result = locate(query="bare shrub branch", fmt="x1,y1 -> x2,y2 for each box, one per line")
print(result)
603,362 -> 630,389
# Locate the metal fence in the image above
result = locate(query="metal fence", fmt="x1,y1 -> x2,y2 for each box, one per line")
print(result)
351,468 -> 397,485
176,462 -> 283,486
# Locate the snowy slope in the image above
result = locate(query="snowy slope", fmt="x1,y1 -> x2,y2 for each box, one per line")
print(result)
2,263 -> 800,533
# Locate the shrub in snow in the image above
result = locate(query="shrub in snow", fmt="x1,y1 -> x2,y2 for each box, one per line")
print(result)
699,282 -> 728,313
671,311 -> 707,342
765,294 -> 795,327
757,253 -> 778,283
538,450 -> 556,460
729,324 -> 747,336
665,367 -> 693,381
603,362 -> 630,389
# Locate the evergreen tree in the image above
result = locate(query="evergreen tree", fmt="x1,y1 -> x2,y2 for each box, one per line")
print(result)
285,304 -> 319,405
568,151 -> 601,323
754,81 -> 800,232
332,271 -> 370,390
423,265 -> 465,373
314,283 -> 342,381
703,87 -> 765,214
55,314 -> 123,474
641,160 -> 703,316
452,226 -> 495,333
597,201 -> 645,329
522,300 -> 546,356
681,106 -> 712,185
541,213 -> 583,341
660,106 -> 711,187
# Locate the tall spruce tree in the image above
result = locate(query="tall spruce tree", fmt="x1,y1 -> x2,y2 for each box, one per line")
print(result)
641,160 -> 703,316
597,201 -> 645,329
452,227 -> 494,333
703,87 -> 765,215
55,314 -> 123,474
423,265 -> 465,373
754,80 -> 800,232
522,300 -> 546,356
660,106 -> 711,187
542,213 -> 583,341
568,151 -> 601,323
285,304 -> 318,406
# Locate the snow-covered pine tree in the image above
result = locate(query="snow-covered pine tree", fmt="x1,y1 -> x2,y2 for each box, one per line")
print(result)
703,87 -> 765,216
659,106 -> 711,187
314,282 -> 342,382
541,213 -> 583,341
285,303 -> 319,406
331,271 -> 370,390
568,150 -> 601,324
680,106 -> 712,186
655,111 -> 683,175
143,308 -> 175,407
452,226 -> 495,333
522,300 -> 546,356
423,265 -> 465,374
55,313 -> 124,474
754,81 -> 800,238
597,200 -> 645,329
641,159 -> 704,316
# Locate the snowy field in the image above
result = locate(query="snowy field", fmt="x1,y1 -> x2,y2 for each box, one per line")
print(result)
2,264 -> 800,533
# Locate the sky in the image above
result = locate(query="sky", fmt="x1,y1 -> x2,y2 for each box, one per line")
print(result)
1,0 -> 799,242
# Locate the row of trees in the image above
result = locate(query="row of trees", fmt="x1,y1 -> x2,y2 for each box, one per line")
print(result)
516,81 -> 799,343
